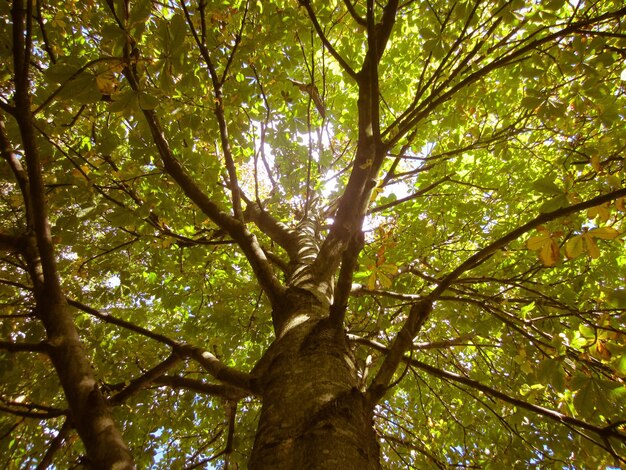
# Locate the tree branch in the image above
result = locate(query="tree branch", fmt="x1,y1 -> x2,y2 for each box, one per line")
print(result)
375,0 -> 400,62
109,353 -> 183,405
298,0 -> 359,81
0,233 -> 25,253
387,6 -> 626,146
367,188 -> 626,402
36,418 -> 72,470
149,121 -> 280,297
0,340 -> 49,353
0,403 -> 66,419
123,65 -> 284,306
180,344 -> 256,394
359,335 -> 626,443
431,187 -> 626,299
343,0 -> 367,26
243,201 -> 298,257
368,175 -> 451,214
69,298 -> 256,394
180,0 -> 245,221
154,375 -> 250,401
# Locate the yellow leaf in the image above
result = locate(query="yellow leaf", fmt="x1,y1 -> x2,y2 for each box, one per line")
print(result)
96,73 -> 117,94
589,226 -> 619,240
616,197 -> 626,212
539,239 -> 559,266
369,185 -> 382,203
367,272 -> 377,290
594,341 -> 612,361
527,235 -> 550,251
587,204 -> 610,222
591,155 -> 602,172
583,233 -> 600,259
565,235 -> 584,259
379,263 -> 398,275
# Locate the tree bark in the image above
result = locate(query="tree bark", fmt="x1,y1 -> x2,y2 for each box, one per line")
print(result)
250,293 -> 380,469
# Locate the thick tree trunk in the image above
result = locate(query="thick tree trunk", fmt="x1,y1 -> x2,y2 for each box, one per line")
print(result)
250,296 -> 380,469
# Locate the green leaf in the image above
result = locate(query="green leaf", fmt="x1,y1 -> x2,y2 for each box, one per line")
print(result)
532,176 -> 561,195
108,89 -> 138,113
539,195 -> 568,213
138,92 -> 160,110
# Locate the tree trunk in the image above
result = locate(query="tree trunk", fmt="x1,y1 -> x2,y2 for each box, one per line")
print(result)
250,295 -> 380,469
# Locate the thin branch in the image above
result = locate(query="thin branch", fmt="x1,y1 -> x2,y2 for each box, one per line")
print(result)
343,0 -> 367,26
387,6 -> 626,146
368,175 -> 451,214
0,404 -> 66,419
180,0 -> 245,221
359,335 -> 626,444
431,187 -> 626,299
222,401 -> 237,469
298,0 -> 359,80
36,418 -> 72,470
68,298 -> 179,347
0,117 -> 33,233
34,57 -> 122,115
368,188 -> 626,401
69,298 -> 256,393
348,333 -> 477,351
122,66 -> 284,307
109,353 -> 183,405
0,340 -> 49,353
220,0 -> 250,85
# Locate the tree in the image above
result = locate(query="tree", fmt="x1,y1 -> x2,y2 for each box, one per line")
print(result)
1,0 -> 626,467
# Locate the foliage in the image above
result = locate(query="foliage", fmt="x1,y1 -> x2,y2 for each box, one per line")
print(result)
1,0 -> 626,468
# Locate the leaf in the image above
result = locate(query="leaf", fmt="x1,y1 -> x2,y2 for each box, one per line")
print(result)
527,229 -> 560,266
582,232 -> 600,259
594,341 -> 612,361
588,226 -> 619,240
377,272 -> 392,288
539,195 -> 568,213
138,92 -> 160,110
573,377 -> 596,417
590,155 -> 602,172
586,204 -> 610,222
539,239 -> 559,266
527,234 -> 550,251
607,174 -> 621,189
532,176 -> 561,195
565,235 -> 583,259
367,272 -> 376,290
108,89 -> 137,113
96,72 -> 117,94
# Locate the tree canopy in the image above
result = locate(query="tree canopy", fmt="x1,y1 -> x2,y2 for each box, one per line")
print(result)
1,0 -> 626,468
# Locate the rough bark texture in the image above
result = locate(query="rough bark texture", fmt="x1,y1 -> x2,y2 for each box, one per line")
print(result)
250,293 -> 380,469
